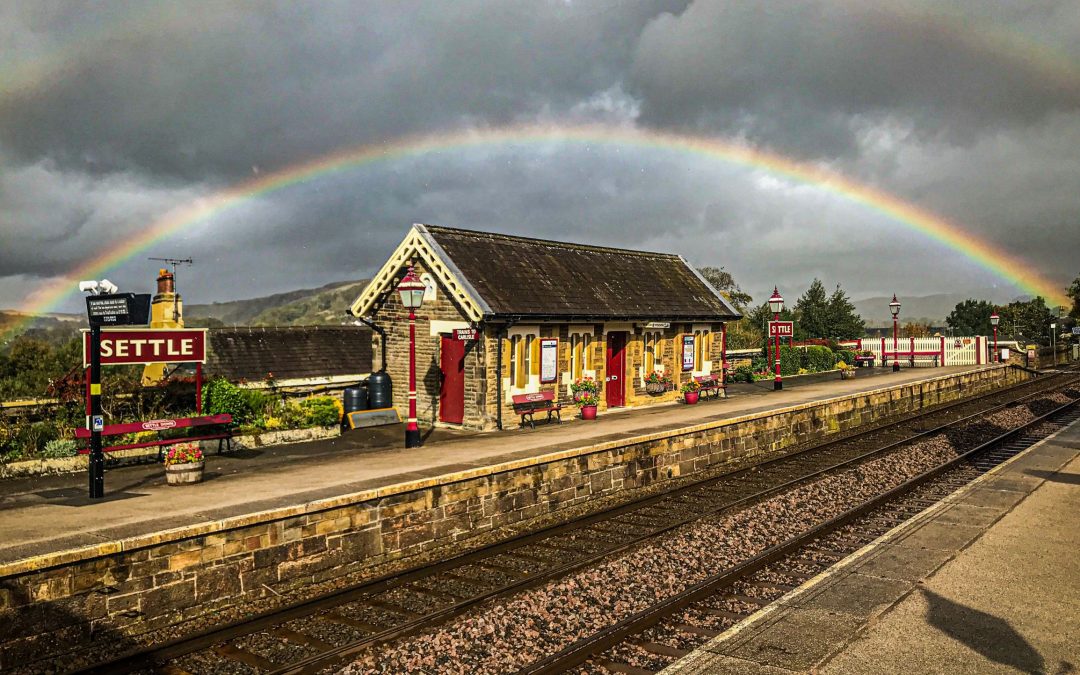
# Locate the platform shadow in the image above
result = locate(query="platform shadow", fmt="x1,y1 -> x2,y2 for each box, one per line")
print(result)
1023,469 -> 1080,485
921,587 -> 1049,674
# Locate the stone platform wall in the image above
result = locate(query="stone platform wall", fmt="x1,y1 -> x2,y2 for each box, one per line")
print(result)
0,365 -> 1032,670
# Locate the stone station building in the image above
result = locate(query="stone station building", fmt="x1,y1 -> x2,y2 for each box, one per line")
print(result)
348,224 -> 741,430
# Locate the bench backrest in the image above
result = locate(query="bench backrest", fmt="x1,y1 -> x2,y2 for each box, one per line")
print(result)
75,413 -> 233,439
512,391 -> 557,407
694,375 -> 720,384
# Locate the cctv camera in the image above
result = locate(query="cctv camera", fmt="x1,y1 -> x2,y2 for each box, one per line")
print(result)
99,279 -> 119,295
78,281 -> 99,294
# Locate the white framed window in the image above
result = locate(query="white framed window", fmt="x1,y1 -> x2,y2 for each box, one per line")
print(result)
506,325 -> 540,395
571,333 -> 594,380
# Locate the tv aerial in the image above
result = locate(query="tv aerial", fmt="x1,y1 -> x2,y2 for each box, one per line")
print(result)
148,257 -> 193,321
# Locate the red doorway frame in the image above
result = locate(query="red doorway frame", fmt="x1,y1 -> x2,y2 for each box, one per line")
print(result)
606,332 -> 627,408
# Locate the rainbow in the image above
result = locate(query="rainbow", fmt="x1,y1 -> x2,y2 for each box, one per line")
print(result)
6,123 -> 1072,337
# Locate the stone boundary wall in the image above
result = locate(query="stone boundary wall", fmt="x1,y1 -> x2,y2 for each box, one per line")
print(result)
0,365 -> 1032,670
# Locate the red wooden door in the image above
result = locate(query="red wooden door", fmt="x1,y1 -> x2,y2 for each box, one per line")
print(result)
439,336 -> 465,424
606,332 -> 626,408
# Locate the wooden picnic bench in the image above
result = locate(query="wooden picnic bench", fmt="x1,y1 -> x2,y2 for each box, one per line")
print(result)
694,374 -> 725,400
512,391 -> 562,429
75,413 -> 234,460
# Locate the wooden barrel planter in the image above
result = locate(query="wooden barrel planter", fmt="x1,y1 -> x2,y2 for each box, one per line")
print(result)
166,461 -> 205,485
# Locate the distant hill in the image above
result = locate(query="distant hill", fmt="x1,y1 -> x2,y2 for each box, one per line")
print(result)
0,310 -> 82,345
185,280 -> 367,326
249,280 -> 368,326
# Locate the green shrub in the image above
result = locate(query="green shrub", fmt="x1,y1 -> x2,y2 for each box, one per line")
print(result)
837,349 -> 856,366
779,346 -> 801,376
202,378 -> 258,424
733,365 -> 755,383
41,438 -> 78,458
299,396 -> 340,427
804,346 -> 835,373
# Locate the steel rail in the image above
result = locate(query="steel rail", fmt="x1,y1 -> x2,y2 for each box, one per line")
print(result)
265,376 -> 1080,675
518,397 -> 1080,675
80,371 -> 1077,675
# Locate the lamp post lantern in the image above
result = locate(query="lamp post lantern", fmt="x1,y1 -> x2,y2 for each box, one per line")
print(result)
889,294 -> 901,372
990,311 -> 1000,363
397,265 -> 427,448
769,287 -> 784,391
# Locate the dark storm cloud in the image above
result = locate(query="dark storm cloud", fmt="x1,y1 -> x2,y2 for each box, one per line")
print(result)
1,0 -> 1078,311
630,1 -> 1080,157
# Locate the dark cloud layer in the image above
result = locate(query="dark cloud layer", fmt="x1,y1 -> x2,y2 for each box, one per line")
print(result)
1,0 -> 1077,312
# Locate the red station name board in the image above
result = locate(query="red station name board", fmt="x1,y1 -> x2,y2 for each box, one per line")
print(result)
82,328 -> 207,367
768,321 -> 794,338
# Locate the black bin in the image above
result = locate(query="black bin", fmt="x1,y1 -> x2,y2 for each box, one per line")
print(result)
343,385 -> 369,415
367,371 -> 393,409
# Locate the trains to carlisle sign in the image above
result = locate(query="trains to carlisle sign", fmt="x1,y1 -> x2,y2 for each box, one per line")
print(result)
82,328 -> 207,367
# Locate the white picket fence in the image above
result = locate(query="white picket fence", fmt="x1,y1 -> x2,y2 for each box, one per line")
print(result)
839,336 -> 988,366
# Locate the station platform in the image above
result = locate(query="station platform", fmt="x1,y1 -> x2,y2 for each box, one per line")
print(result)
665,404 -> 1080,674
0,365 -> 983,571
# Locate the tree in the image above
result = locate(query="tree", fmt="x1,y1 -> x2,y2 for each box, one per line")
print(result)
1068,274 -> 1080,319
826,284 -> 865,340
794,278 -> 830,340
946,299 -> 995,336
998,296 -> 1053,344
697,266 -> 752,310
903,321 -> 933,338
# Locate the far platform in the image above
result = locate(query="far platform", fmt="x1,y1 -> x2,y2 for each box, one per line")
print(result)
0,365 -> 987,570
665,393 -> 1080,674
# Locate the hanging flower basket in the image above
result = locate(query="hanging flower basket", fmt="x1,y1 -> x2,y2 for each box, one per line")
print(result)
644,371 -> 672,395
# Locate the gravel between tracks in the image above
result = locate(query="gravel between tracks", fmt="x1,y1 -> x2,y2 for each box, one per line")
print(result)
340,396 -> 1072,675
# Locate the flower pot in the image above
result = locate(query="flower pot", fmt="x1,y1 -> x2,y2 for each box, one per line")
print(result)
645,382 -> 667,395
684,391 -> 700,404
580,404 -> 598,420
840,369 -> 855,380
165,461 -> 205,485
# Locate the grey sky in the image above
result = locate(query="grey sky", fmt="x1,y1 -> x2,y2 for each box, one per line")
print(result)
1,0 -> 1078,313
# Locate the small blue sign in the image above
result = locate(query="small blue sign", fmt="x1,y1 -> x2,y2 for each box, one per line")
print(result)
91,415 -> 104,432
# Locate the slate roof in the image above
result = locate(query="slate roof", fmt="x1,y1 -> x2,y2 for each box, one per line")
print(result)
206,326 -> 371,382
420,225 -> 741,320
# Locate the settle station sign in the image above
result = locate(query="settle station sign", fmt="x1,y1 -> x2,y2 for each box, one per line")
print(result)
82,328 -> 207,367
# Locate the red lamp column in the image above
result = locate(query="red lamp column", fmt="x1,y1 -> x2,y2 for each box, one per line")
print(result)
889,294 -> 901,372
990,311 -> 1000,363
397,265 -> 427,448
769,287 -> 784,391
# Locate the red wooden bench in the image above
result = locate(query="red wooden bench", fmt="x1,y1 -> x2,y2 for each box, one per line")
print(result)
75,414 -> 234,460
694,374 -> 725,400
512,391 -> 562,429
881,352 -> 940,368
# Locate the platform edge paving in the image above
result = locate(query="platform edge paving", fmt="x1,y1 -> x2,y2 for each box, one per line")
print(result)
660,416 -> 1080,675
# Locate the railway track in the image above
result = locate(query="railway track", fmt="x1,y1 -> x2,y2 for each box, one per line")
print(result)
523,395 -> 1080,675
78,371 -> 1080,675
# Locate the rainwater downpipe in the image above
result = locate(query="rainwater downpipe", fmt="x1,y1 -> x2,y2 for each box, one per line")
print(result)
347,309 -> 387,372
496,318 -> 518,431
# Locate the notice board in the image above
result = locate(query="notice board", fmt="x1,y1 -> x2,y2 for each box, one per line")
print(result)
540,338 -> 559,383
682,335 -> 695,371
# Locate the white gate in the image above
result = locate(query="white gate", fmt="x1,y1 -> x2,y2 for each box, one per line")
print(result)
842,336 -> 987,366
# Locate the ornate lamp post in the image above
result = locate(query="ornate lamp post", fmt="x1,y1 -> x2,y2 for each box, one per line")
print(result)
889,294 -> 901,372
397,266 -> 427,448
990,311 -> 1000,363
769,287 -> 784,391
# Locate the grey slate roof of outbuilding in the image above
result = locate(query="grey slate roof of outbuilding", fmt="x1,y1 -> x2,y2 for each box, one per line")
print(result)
419,225 -> 741,321
206,326 -> 371,383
